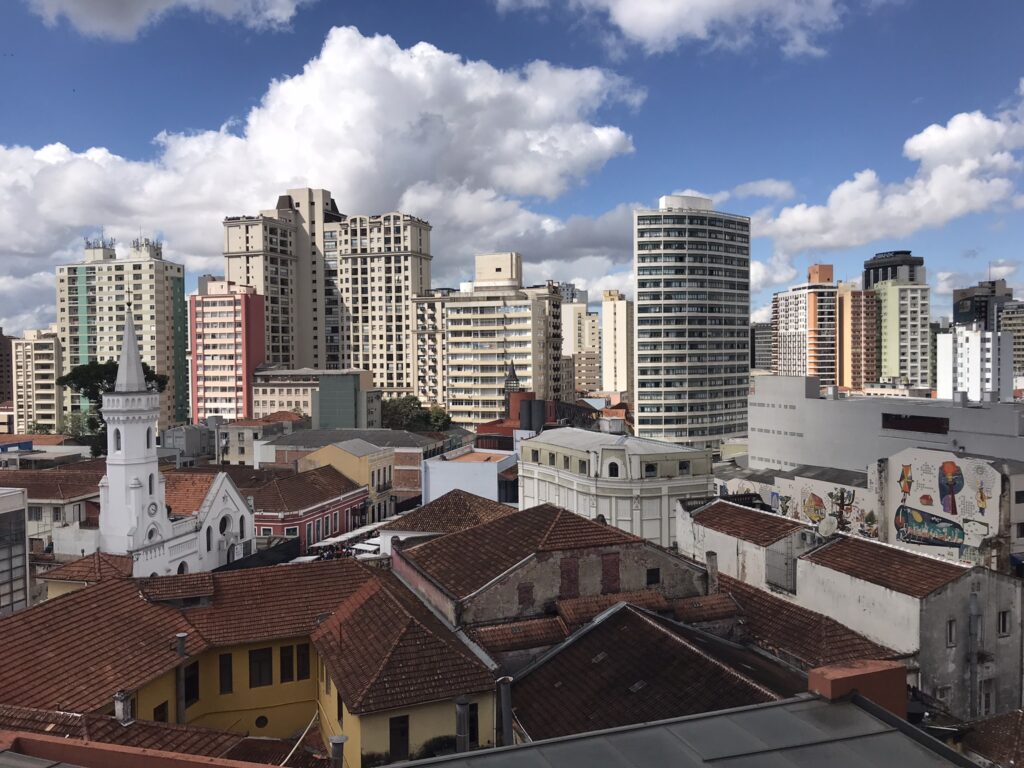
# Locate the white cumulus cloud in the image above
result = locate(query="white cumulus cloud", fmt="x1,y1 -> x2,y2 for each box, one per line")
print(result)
0,27 -> 639,335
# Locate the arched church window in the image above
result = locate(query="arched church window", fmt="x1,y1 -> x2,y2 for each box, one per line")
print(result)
114,429 -> 122,452
146,428 -> 152,449
239,516 -> 246,540
148,474 -> 154,495
219,516 -> 229,535
608,461 -> 620,478
177,561 -> 188,575
205,526 -> 212,552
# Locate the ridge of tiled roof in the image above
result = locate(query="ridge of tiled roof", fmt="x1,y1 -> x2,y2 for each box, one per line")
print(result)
512,604 -> 785,741
467,617 -> 569,654
248,465 -> 361,514
720,574 -> 898,669
378,489 -> 514,534
800,535 -> 969,598
691,500 -> 806,546
140,572 -> 215,601
163,472 -> 218,516
39,552 -> 133,583
401,504 -> 641,599
556,590 -> 669,628
673,593 -> 740,624
312,571 -> 494,715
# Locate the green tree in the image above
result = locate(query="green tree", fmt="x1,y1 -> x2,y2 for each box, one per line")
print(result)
57,360 -> 168,455
381,396 -> 452,432
26,421 -> 53,435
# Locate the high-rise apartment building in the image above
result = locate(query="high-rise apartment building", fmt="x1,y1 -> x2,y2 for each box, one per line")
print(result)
440,253 -> 564,429
56,238 -> 188,427
770,265 -> 837,385
749,322 -> 772,371
862,250 -> 924,289
953,279 -> 1013,331
11,326 -> 63,434
412,288 -> 455,408
601,289 -> 634,393
189,279 -> 265,423
999,301 -> 1024,377
224,189 -> 432,397
0,328 -> 13,403
876,278 -> 931,388
634,195 -> 750,450
835,281 -> 879,390
936,322 -> 1013,402
562,300 -> 601,394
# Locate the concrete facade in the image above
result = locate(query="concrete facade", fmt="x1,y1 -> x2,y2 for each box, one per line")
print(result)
251,368 -> 380,429
936,322 -> 1014,402
422,447 -> 516,504
877,279 -> 931,388
634,195 -> 750,450
601,289 -> 633,393
771,265 -> 837,386
11,327 -> 63,435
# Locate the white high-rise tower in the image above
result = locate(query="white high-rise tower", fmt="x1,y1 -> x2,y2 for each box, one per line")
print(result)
98,314 -> 168,555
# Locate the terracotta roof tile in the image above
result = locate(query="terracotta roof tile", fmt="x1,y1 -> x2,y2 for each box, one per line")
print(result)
556,590 -> 669,628
249,466 -> 361,514
0,469 -> 103,501
721,574 -> 898,669
962,709 -> 1024,766
311,571 -> 494,715
164,464 -> 295,489
140,572 -> 215,601
692,500 -> 806,546
39,552 -> 133,583
512,605 -> 786,741
378,489 -> 513,534
0,704 -> 243,757
0,434 -> 76,446
468,617 -> 569,654
163,473 -> 217,516
673,593 -> 740,623
800,536 -> 969,598
0,579 -> 209,712
401,504 -> 641,599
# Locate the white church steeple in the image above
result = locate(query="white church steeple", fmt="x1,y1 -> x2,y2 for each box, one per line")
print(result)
98,311 -> 168,555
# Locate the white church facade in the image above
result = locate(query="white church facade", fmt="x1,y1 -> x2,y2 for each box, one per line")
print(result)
93,316 -> 255,577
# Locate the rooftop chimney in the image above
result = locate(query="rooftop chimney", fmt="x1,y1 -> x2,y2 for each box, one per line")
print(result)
496,676 -> 514,747
112,690 -> 133,725
455,696 -> 470,753
175,632 -> 188,657
807,660 -> 907,719
329,735 -> 347,768
706,551 -> 719,596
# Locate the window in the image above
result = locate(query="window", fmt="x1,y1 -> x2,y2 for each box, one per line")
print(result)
999,610 -> 1011,637
1016,490 -> 1024,504
27,506 -> 42,522
644,463 -> 657,478
936,686 -> 951,702
608,462 -> 620,478
562,456 -> 570,469
578,460 -> 588,474
206,526 -> 212,552
646,568 -> 661,586
239,516 -> 246,540
559,557 -> 579,599
219,653 -> 233,694
980,678 -> 994,716
153,701 -> 168,722
305,522 -> 312,545
547,453 -> 555,466
184,661 -> 200,708
148,473 -> 154,495
517,582 -> 534,609
469,702 -> 480,748
296,643 -> 310,680
946,618 -> 957,647
261,527 -> 273,536
678,460 -> 690,474
284,526 -> 298,537
601,552 -> 620,594
219,516 -> 229,535
389,715 -> 410,761
146,428 -> 152,449
114,429 -> 121,452
249,648 -> 273,688
51,507 -> 62,523
280,645 -> 294,683
1017,523 -> 1024,539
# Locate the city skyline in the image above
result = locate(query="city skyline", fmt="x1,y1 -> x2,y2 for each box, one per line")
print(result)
1,0 -> 1024,336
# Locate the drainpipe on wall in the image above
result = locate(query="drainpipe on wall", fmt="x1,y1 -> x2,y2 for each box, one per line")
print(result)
706,550 -> 719,596
496,676 -> 514,747
174,631 -> 188,725
329,735 -> 347,768
968,592 -> 979,719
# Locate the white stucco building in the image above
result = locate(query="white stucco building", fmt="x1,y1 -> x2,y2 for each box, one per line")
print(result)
936,322 -> 1014,402
518,427 -> 713,546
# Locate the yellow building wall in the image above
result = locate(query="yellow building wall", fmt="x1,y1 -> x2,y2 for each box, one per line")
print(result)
41,580 -> 86,601
134,670 -> 176,722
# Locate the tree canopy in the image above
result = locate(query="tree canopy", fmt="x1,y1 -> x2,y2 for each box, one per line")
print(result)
381,396 -> 452,432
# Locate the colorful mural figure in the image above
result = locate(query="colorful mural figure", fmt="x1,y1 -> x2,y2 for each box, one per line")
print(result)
803,493 -> 826,523
939,460 -> 965,516
894,505 -> 965,548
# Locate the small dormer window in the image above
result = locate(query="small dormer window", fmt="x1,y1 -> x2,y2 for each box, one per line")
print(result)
644,463 -> 657,478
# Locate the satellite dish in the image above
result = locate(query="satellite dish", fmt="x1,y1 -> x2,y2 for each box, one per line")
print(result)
817,516 -> 838,537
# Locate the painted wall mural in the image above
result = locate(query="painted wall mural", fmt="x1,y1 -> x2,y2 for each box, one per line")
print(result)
886,448 -> 1001,563
778,476 -> 880,539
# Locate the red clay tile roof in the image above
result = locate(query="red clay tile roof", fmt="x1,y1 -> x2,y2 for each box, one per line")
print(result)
378,489 -> 514,533
556,590 -> 670,628
468,617 -> 569,654
962,709 -> 1024,766
692,500 -> 806,546
400,504 -> 641,599
721,574 -> 898,669
261,410 -> 306,423
673,593 -> 741,623
39,552 -> 133,583
224,732 -> 330,767
140,572 -> 215,601
249,465 -> 362,514
800,536 -> 969,598
512,605 -> 786,740
163,473 -> 217,516
164,464 -> 295,489
0,704 -> 243,757
0,579 -> 209,712
0,469 -> 103,500
0,434 -> 77,446
312,571 -> 494,715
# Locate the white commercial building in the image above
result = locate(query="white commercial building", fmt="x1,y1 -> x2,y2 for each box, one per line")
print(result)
518,427 -> 713,547
936,322 -> 1013,402
56,237 -> 188,427
601,289 -> 633,394
634,195 -> 750,450
11,326 -> 63,435
422,446 -> 517,504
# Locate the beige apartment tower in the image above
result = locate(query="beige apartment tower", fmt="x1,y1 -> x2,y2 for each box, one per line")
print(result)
561,300 -> 601,395
224,188 -> 432,397
835,281 -> 879,390
56,238 -> 188,427
771,264 -> 837,386
601,289 -> 633,394
12,326 -> 63,434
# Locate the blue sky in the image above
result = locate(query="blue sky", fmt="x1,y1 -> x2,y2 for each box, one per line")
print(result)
2,0 -> 1024,333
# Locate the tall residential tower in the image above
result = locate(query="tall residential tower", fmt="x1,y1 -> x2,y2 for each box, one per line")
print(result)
770,264 -> 837,386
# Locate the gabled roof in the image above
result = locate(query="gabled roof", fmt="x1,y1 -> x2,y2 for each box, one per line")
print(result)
378,489 -> 513,534
556,590 -> 669,628
264,428 -> 435,450
800,536 -> 970,598
512,604 -> 791,741
0,434 -> 79,446
0,469 -> 103,500
673,593 -> 741,624
467,617 -> 569,654
248,465 -> 362,514
962,709 -> 1024,766
721,575 -> 898,669
691,500 -> 806,546
400,504 -> 641,599
163,472 -> 217,516
164,464 -> 295,489
39,552 -> 133,583
311,572 -> 494,715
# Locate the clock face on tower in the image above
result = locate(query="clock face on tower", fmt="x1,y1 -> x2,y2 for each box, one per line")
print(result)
147,502 -> 159,517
